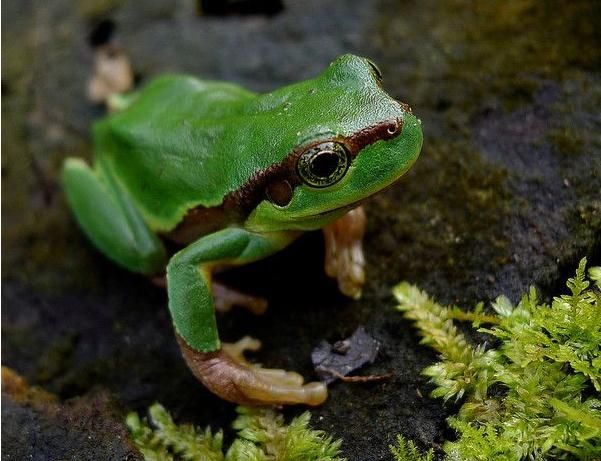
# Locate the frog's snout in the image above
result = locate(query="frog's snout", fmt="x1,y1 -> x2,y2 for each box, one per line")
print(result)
396,100 -> 412,115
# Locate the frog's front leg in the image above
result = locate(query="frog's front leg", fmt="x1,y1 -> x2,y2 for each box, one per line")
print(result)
322,206 -> 367,299
167,228 -> 327,406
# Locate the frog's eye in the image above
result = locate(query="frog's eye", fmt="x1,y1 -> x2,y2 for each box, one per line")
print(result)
297,141 -> 350,188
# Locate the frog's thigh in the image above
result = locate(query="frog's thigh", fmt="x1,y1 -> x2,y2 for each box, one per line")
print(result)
62,158 -> 166,274
166,229 -> 294,352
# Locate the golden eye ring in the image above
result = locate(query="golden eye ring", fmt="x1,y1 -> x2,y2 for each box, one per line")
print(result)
297,141 -> 350,188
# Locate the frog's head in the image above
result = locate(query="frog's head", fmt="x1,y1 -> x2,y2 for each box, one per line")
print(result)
238,54 -> 423,232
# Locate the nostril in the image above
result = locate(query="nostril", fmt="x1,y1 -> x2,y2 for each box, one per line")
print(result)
394,100 -> 412,114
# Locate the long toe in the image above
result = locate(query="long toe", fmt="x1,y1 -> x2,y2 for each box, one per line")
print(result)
255,368 -> 305,386
241,379 -> 328,406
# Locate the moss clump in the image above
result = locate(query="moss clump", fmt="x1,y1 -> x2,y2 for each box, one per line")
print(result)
393,258 -> 601,460
126,403 -> 344,461
389,435 -> 435,461
127,403 -> 224,461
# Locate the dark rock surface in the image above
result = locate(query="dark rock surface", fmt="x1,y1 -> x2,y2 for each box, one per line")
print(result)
2,1 -> 600,460
1,367 -> 141,461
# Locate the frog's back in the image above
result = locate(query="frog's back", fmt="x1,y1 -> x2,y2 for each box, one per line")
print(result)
94,75 -> 257,231
94,56 -> 404,233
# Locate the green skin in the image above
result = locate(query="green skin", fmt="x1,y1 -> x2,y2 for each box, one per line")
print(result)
62,54 -> 423,356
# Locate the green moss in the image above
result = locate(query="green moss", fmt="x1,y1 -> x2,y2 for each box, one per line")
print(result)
393,258 -> 601,460
127,403 -> 344,461
389,435 -> 435,461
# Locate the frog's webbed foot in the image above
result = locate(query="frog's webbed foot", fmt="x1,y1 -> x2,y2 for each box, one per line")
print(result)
221,336 -> 262,363
212,282 -> 268,315
177,335 -> 327,406
322,206 -> 366,299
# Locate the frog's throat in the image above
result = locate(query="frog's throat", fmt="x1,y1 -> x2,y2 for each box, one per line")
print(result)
164,117 -> 404,244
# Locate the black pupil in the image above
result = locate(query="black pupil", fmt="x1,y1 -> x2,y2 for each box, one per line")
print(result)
310,151 -> 340,178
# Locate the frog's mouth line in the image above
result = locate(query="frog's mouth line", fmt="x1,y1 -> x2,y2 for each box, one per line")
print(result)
312,202 -> 361,219
311,181 -> 398,219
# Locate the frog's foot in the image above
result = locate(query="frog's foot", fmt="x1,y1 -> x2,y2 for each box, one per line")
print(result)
322,206 -> 366,299
177,335 -> 327,406
87,43 -> 134,107
212,282 -> 268,315
221,335 -> 262,364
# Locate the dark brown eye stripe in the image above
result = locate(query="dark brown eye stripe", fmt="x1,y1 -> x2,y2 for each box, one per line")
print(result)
341,117 -> 402,156
224,117 -> 403,213
167,117 -> 405,240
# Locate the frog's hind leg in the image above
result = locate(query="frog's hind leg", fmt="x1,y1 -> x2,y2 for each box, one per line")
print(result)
212,281 -> 268,315
62,158 -> 167,275
147,275 -> 268,315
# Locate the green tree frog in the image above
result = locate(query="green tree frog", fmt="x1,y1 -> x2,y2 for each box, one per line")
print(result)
62,54 -> 423,406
